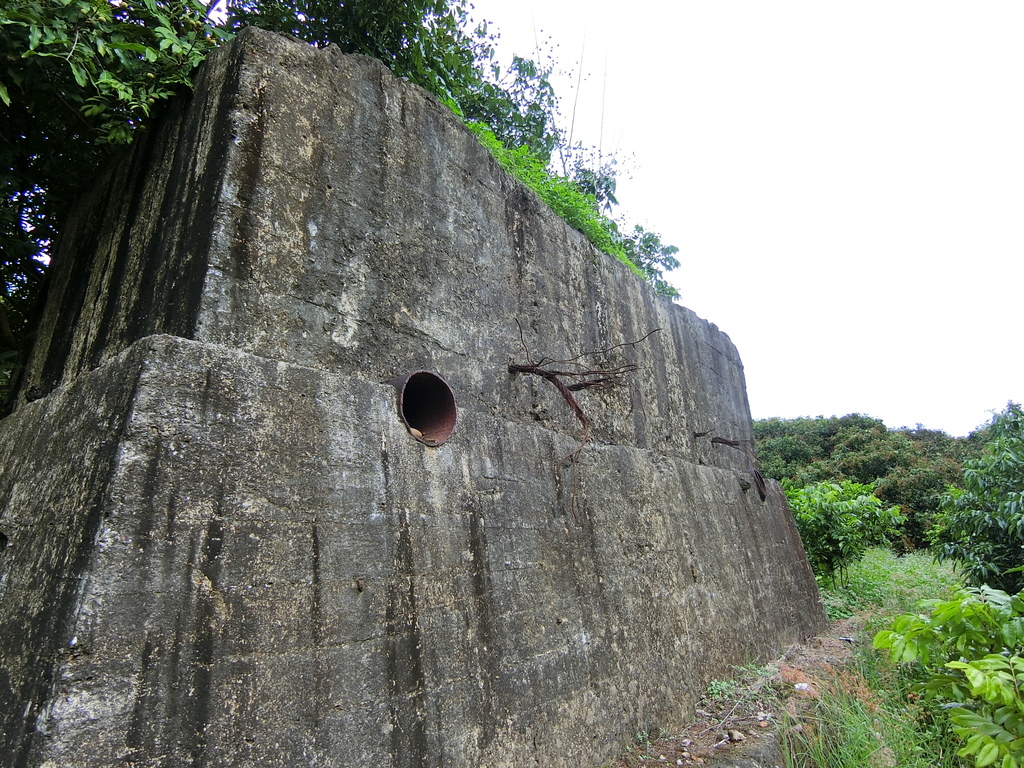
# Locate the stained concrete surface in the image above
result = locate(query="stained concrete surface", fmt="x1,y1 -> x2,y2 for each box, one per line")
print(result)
0,28 -> 824,767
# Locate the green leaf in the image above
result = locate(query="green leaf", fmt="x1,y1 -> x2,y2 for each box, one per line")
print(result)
106,41 -> 148,53
977,742 -> 1001,767
69,60 -> 89,87
872,630 -> 894,649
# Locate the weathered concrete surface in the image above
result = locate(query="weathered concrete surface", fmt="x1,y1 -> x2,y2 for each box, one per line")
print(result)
17,27 -> 752,464
0,28 -> 825,767
0,346 -> 140,764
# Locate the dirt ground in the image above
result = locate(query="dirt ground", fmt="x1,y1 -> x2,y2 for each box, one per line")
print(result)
610,617 -> 864,768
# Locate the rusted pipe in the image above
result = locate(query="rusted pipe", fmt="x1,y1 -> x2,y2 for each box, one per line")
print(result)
388,370 -> 457,446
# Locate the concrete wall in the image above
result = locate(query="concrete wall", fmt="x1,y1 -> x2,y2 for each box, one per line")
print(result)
0,28 -> 825,767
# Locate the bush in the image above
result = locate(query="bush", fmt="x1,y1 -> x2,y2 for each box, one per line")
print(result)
786,481 -> 903,586
932,403 -> 1024,593
874,586 -> 1024,768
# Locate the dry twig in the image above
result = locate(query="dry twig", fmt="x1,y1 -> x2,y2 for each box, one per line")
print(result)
508,321 -> 659,521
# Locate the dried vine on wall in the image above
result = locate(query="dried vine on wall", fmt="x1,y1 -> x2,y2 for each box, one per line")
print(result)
508,321 -> 659,520
694,428 -> 768,501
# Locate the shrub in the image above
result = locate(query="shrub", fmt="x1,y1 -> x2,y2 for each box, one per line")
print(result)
932,403 -> 1024,593
786,481 -> 903,586
874,586 -> 1024,768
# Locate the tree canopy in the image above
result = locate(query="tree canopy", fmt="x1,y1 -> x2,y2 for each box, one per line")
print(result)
1,0 -> 228,396
754,414 -> 983,548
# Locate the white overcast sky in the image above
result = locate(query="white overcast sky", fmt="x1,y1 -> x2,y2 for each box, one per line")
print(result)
468,0 -> 1023,436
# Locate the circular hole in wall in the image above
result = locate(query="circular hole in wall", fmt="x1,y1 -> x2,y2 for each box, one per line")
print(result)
390,370 -> 457,446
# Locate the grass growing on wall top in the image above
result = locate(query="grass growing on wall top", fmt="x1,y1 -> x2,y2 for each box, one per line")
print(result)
466,121 -> 645,278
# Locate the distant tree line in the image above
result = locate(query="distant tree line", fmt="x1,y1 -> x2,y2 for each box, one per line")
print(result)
755,413 -> 985,548
757,405 -> 1024,594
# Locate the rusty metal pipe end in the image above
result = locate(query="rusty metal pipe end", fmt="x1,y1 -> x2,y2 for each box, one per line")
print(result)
388,370 -> 457,446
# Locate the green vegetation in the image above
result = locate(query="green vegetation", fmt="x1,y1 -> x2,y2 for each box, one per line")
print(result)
820,547 -> 961,621
758,405 -> 1023,767
782,659 -> 967,768
756,413 -> 985,549
618,224 -> 681,298
467,122 -> 633,267
680,551 -> 969,768
607,552 -> 970,767
931,403 -> 1024,594
466,122 -> 680,293
875,585 -> 1024,768
2,0 -> 229,397
785,550 -> 969,768
786,482 -> 903,586
761,406 -> 1023,766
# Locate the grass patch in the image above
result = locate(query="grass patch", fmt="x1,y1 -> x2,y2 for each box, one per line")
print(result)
783,646 -> 967,768
784,547 -> 968,768
818,547 -> 961,621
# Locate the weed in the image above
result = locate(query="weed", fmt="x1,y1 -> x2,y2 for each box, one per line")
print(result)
783,548 -> 969,768
818,548 -> 960,621
705,662 -> 776,703
706,677 -> 739,700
